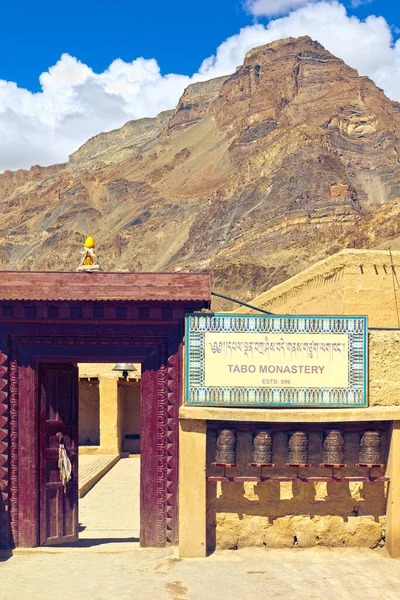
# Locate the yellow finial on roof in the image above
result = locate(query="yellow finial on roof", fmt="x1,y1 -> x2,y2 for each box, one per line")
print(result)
84,236 -> 95,249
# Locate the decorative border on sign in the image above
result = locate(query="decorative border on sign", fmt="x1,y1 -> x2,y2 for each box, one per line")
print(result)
8,334 -> 177,548
185,314 -> 367,407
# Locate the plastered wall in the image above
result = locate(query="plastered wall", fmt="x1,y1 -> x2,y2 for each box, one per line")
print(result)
369,330 -> 400,406
120,384 -> 141,437
120,383 -> 141,453
78,381 -> 100,445
207,428 -> 389,550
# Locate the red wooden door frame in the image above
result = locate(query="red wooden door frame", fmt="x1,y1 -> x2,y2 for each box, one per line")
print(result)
9,332 -> 181,548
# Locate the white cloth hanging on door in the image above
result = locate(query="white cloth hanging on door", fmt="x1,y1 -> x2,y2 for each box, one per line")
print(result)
58,443 -> 72,493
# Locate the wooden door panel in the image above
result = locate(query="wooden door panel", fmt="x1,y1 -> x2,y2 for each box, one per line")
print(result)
62,485 -> 78,539
39,363 -> 79,545
45,486 -> 58,541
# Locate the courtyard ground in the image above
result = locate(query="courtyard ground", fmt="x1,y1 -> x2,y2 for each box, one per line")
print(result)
2,457 -> 400,599
2,545 -> 400,600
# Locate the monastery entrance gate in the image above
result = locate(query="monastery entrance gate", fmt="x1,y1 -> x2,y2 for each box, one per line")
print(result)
0,272 -> 210,549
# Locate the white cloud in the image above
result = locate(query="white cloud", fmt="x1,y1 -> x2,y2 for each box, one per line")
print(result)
245,0 -> 314,17
1,1 -> 400,172
0,54 -> 192,171
350,0 -> 373,7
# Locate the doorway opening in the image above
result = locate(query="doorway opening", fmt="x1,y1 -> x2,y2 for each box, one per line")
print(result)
77,362 -> 142,546
17,328 -> 183,549
39,361 -> 143,547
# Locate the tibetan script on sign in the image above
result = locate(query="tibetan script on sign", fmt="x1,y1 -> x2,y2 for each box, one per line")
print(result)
185,314 -> 367,407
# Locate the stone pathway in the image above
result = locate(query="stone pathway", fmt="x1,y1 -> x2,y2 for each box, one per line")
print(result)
79,454 -> 119,498
79,455 -> 140,545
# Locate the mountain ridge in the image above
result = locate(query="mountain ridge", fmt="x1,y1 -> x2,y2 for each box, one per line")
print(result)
1,35 -> 400,307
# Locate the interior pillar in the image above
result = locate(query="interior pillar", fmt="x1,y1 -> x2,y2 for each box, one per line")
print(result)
386,421 -> 400,557
179,419 -> 207,558
99,378 -> 121,455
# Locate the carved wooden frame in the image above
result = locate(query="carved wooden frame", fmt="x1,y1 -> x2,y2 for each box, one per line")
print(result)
7,331 -> 180,548
0,346 -> 10,548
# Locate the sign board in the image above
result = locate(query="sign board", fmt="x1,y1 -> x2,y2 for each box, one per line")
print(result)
185,314 -> 367,407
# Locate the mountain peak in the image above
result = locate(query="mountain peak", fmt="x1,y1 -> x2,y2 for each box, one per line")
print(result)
0,37 -> 400,309
244,35 -> 327,61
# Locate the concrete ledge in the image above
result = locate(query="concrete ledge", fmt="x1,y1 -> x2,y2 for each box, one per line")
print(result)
79,455 -> 120,498
179,405 -> 400,423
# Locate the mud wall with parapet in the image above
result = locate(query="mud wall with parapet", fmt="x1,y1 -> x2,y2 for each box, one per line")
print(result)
248,263 -> 346,318
206,426 -> 389,550
242,249 -> 400,329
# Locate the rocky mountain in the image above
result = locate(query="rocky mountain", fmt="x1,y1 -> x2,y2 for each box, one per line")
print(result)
2,36 -> 400,307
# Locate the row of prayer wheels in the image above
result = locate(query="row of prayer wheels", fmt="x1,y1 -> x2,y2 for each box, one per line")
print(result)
215,429 -> 382,466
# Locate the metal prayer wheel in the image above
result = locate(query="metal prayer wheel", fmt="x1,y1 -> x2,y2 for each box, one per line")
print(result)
322,430 -> 344,464
215,429 -> 237,464
288,431 -> 308,464
251,430 -> 273,464
359,431 -> 381,464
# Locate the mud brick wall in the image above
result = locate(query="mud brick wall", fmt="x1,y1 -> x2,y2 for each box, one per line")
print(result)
207,426 -> 389,550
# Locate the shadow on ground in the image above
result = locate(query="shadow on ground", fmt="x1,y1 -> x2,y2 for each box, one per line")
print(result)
47,537 -> 140,548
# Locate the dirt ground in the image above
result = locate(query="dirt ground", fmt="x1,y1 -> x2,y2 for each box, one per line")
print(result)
2,546 -> 400,600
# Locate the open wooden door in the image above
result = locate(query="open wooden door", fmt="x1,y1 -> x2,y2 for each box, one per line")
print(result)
39,363 -> 79,545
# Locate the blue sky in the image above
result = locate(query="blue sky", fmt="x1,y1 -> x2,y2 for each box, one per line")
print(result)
2,0 -> 246,91
2,0 -> 399,93
1,0 -> 400,171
